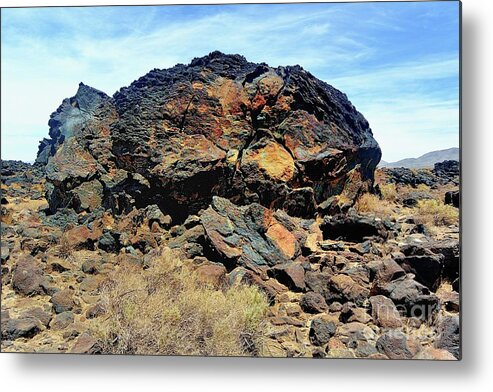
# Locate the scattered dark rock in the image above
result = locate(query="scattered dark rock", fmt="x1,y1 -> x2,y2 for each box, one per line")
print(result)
437,290 -> 460,312
41,208 -> 79,230
397,238 -> 460,290
81,259 -> 102,275
20,307 -> 52,327
79,276 -> 102,293
62,329 -> 80,341
282,188 -> 317,218
309,318 -> 336,346
321,213 -> 389,242
70,333 -> 102,354
195,263 -> 227,287
452,277 -> 460,293
2,317 -> 42,340
335,322 -> 376,346
428,239 -> 460,284
268,263 -> 306,291
409,223 -> 430,236
319,241 -> 345,251
1,242 -> 10,263
85,303 -> 106,319
11,255 -> 48,296
349,240 -> 374,255
327,274 -> 369,306
369,295 -> 402,328
376,331 -> 420,359
50,289 -> 75,314
233,268 -> 287,303
414,347 -> 457,360
145,204 -> 172,229
50,311 -> 75,330
312,348 -> 327,358
395,245 -> 444,291
168,225 -> 205,253
48,259 -> 71,273
400,191 -> 433,207
98,231 -> 120,253
373,276 -> 439,319
367,257 -> 406,283
300,292 -> 329,313
339,303 -> 371,324
380,167 -> 438,187
354,340 -> 378,358
434,315 -> 460,359
61,225 -> 99,251
445,190 -> 460,207
304,270 -> 331,299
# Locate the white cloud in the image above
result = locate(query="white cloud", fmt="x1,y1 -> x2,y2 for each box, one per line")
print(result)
326,57 -> 459,162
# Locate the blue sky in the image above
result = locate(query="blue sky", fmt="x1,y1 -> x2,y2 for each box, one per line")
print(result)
1,1 -> 460,162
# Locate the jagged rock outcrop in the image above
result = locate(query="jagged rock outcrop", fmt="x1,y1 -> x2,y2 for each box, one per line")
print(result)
37,51 -> 381,219
1,161 -> 45,200
433,160 -> 459,179
199,196 -> 304,270
380,159 -> 459,188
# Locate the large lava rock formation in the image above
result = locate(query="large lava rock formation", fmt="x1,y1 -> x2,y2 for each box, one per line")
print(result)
37,52 -> 381,220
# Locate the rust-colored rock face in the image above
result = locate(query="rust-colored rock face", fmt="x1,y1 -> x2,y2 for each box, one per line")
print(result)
37,51 -> 381,219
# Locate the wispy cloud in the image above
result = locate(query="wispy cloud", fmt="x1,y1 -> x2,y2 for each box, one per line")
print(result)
1,2 -> 459,162
328,56 -> 459,161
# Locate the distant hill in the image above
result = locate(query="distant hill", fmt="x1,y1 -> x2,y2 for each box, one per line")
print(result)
379,148 -> 459,169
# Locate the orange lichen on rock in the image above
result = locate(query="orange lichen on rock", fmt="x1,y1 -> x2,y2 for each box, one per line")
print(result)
207,77 -> 249,116
243,141 -> 295,182
266,221 -> 297,259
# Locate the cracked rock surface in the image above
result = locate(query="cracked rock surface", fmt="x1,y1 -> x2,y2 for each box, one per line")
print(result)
37,51 -> 381,220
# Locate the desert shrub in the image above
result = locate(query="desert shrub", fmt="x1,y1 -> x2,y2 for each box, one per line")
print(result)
416,183 -> 431,192
92,249 -> 269,356
355,193 -> 380,213
57,235 -> 73,259
415,199 -> 459,227
379,183 -> 398,201
355,193 -> 394,219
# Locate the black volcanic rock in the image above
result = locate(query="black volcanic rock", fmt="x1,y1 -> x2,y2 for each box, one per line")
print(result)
433,160 -> 459,185
381,159 -> 459,188
37,51 -> 381,219
380,167 -> 438,187
445,190 -> 460,207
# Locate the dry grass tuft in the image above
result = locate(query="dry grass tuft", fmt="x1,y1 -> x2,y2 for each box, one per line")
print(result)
416,184 -> 431,193
92,248 -> 269,356
415,199 -> 459,227
355,193 -> 380,213
57,235 -> 74,260
11,199 -> 48,212
355,193 -> 395,219
379,183 -> 398,202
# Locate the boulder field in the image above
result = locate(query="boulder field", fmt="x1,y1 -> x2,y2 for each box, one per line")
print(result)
1,52 -> 460,359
